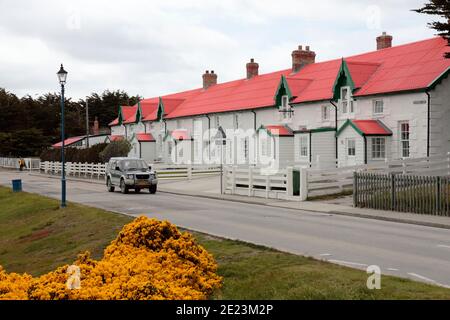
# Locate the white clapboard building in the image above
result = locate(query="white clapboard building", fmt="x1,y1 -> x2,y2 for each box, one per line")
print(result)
109,33 -> 450,168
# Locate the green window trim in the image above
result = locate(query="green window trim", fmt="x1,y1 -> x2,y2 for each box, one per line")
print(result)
157,97 -> 165,121
274,75 -> 293,107
118,106 -> 124,125
135,101 -> 142,124
332,59 -> 355,101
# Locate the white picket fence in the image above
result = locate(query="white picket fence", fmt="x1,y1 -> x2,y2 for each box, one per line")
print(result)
224,153 -> 450,201
40,161 -> 107,178
223,166 -> 304,201
306,153 -> 450,198
0,157 -> 40,171
38,161 -> 221,180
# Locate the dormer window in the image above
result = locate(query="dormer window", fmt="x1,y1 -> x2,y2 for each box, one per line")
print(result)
279,95 -> 293,120
340,86 -> 354,115
281,95 -> 289,108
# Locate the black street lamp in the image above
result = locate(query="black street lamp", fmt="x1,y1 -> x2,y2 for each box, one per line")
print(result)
57,64 -> 68,208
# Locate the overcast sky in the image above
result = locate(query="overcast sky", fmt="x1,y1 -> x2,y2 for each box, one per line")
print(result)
0,0 -> 438,100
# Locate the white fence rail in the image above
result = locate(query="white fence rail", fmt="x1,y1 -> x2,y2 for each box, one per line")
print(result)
0,157 -> 40,171
37,161 -> 220,181
306,153 -> 450,198
39,161 -> 107,178
224,153 -> 450,201
224,166 -> 304,201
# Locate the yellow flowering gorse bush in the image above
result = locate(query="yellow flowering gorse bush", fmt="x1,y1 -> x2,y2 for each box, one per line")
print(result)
0,217 -> 222,300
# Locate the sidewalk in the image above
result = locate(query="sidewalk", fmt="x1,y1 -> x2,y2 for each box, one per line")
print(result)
26,171 -> 450,229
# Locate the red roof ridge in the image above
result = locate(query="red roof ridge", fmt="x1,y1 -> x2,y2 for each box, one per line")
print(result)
347,36 -> 444,60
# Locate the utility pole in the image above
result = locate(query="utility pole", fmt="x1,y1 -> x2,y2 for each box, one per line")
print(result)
86,97 -> 90,148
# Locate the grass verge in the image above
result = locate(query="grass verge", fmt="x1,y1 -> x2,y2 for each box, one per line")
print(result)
0,186 -> 449,299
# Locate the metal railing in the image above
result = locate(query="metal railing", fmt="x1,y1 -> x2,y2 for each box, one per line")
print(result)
354,172 -> 450,216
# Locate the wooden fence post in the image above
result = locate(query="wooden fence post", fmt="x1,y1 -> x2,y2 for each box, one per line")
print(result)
447,152 -> 450,176
390,173 -> 396,211
187,164 -> 192,180
248,166 -> 253,197
436,176 -> 441,214
231,166 -> 236,194
353,171 -> 358,207
286,167 -> 293,197
299,167 -> 308,201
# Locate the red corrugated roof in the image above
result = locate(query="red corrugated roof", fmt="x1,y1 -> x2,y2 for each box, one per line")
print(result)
122,105 -> 139,124
110,37 -> 449,123
135,133 -> 155,142
52,136 -> 85,148
352,120 -> 392,135
166,69 -> 290,118
263,125 -> 294,136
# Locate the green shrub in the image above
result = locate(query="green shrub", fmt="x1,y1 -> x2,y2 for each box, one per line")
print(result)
40,143 -> 108,163
99,140 -> 131,162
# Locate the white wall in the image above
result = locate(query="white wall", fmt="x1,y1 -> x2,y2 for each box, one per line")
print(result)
430,75 -> 450,156
337,126 -> 364,167
311,131 -> 336,169
111,125 -> 124,136
140,142 -> 157,163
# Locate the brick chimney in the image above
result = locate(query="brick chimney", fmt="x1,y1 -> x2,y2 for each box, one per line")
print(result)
291,45 -> 316,73
202,70 -> 217,89
93,116 -> 99,135
376,32 -> 393,50
246,58 -> 259,79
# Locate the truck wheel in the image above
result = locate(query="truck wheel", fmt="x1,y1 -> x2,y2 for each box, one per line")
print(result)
107,178 -> 115,192
120,179 -> 129,194
149,185 -> 157,194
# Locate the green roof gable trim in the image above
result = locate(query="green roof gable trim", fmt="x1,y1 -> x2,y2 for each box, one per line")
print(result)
118,106 -> 125,125
274,75 -> 293,107
157,97 -> 165,121
428,67 -> 450,90
332,59 -> 355,101
256,125 -> 273,137
336,119 -> 364,137
135,101 -> 142,124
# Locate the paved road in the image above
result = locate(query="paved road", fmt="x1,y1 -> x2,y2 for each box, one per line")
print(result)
1,171 -> 450,288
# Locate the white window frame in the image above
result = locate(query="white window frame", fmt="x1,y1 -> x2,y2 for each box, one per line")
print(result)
399,121 -> 410,158
373,100 -> 384,116
280,95 -> 293,120
242,137 -> 249,160
281,95 -> 289,109
371,137 -> 386,159
340,86 -> 354,115
299,135 -> 309,158
347,138 -> 356,157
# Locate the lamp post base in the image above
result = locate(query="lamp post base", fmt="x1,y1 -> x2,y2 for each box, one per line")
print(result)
61,178 -> 66,208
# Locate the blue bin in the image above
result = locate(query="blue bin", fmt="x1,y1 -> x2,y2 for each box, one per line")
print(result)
12,179 -> 22,192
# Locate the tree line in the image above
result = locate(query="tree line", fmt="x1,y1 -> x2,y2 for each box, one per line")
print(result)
0,88 -> 140,157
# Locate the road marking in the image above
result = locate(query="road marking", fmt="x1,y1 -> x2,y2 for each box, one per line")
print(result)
387,268 -> 399,271
329,259 -> 368,267
437,244 -> 450,249
407,273 -> 450,289
319,253 -> 332,257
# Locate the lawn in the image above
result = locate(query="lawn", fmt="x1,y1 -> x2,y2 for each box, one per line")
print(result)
0,186 -> 449,299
